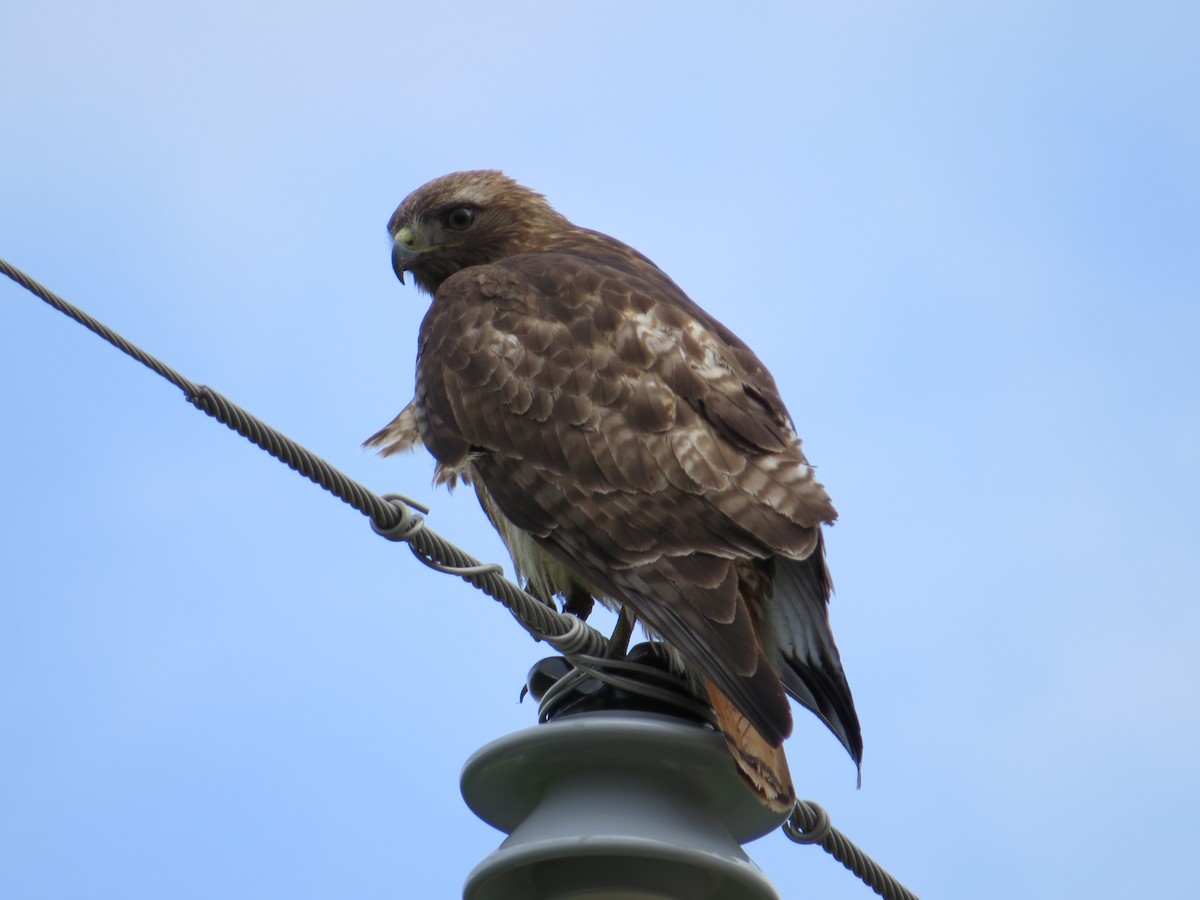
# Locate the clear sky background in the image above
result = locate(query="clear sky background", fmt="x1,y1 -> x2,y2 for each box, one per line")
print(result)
2,3 -> 1197,898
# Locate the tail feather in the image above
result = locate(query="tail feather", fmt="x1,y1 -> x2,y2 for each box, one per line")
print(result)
705,678 -> 796,813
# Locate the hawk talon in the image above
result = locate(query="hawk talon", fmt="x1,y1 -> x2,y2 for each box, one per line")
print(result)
561,586 -> 595,621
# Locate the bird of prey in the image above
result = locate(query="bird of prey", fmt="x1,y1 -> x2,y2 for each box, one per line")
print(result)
367,170 -> 861,811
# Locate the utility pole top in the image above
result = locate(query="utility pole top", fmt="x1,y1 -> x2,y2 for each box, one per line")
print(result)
460,707 -> 790,900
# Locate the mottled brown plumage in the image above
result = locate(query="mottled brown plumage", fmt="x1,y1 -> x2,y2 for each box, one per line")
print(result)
367,170 -> 861,810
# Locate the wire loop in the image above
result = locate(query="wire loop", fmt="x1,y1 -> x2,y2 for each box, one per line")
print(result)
537,653 -> 718,726
784,800 -> 833,845
548,615 -> 595,656
409,549 -> 504,578
371,494 -> 427,542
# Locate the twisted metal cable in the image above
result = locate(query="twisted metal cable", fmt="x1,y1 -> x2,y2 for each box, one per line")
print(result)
1,258 -> 610,658
784,801 -> 920,900
1,257 -> 198,396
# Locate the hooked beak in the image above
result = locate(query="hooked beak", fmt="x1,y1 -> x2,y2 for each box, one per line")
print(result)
391,235 -> 419,285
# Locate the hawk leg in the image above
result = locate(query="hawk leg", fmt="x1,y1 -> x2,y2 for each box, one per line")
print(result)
607,607 -> 637,658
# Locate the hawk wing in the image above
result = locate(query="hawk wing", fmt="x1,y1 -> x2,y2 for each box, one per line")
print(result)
412,249 -> 855,755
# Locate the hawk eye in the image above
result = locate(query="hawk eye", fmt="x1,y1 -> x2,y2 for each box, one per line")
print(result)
445,207 -> 476,231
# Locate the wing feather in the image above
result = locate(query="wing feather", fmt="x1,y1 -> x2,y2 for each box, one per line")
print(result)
411,249 -> 851,750
768,548 -> 864,766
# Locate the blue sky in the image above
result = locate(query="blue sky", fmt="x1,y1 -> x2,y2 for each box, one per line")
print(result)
2,2 -> 1197,897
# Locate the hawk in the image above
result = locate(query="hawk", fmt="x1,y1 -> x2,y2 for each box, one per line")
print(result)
367,170 -> 861,811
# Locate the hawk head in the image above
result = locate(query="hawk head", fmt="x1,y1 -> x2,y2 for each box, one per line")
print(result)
388,170 -> 571,295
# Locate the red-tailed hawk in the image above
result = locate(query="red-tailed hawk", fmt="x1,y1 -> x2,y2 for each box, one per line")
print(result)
367,170 -> 861,811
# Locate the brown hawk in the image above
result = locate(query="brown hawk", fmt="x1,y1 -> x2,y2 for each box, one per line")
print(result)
367,170 -> 861,811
